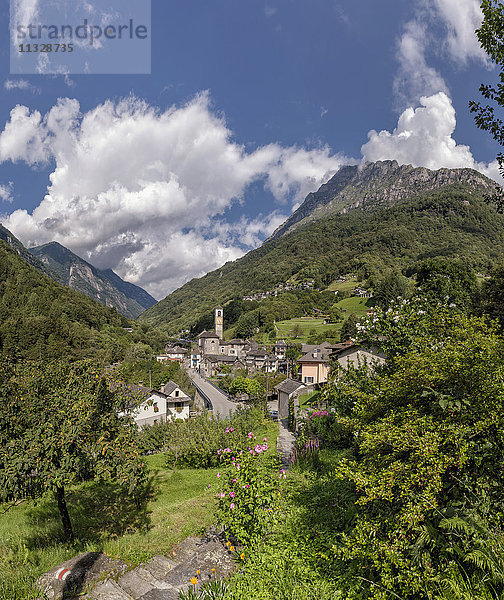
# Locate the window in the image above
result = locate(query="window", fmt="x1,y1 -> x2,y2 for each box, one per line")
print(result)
304,376 -> 314,384
175,390 -> 179,397
153,402 -> 159,413
175,402 -> 184,409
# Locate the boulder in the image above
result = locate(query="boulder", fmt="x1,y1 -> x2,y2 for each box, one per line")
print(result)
37,552 -> 128,600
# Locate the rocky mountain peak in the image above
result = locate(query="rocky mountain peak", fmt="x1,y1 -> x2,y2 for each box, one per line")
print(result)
270,160 -> 498,240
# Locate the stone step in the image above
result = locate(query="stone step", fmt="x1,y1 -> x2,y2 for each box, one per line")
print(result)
118,566 -> 170,599
89,578 -> 134,600
137,588 -> 180,600
143,555 -> 173,581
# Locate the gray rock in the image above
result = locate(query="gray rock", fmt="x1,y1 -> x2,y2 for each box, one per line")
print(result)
37,552 -> 128,600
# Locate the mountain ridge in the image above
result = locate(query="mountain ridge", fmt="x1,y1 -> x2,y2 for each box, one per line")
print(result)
29,242 -> 152,319
270,160 -> 498,239
140,163 -> 504,332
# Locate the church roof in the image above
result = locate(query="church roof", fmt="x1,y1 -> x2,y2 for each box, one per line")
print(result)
197,330 -> 219,339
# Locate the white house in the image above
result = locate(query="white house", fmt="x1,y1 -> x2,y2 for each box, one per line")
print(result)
127,381 -> 192,428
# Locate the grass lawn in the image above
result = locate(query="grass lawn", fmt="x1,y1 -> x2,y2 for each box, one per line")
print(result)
0,458 -> 218,600
0,420 -> 279,600
335,296 -> 371,317
275,317 -> 341,343
325,276 -> 362,293
298,390 -> 321,410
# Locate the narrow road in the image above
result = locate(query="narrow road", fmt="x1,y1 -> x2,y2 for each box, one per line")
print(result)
188,369 -> 238,418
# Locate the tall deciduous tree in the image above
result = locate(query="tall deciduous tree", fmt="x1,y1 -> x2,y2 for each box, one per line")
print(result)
470,0 -> 504,175
0,360 -> 145,541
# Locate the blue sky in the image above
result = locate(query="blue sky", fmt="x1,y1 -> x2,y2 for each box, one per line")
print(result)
0,0 -> 501,298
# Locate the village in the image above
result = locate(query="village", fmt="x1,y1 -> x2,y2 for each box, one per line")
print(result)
127,305 -> 384,429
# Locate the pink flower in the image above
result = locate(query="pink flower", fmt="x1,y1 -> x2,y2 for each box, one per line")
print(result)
230,502 -> 235,510
236,464 -> 241,470
217,473 -> 221,478
229,427 -> 234,433
229,491 -> 236,498
232,478 -> 237,484
279,469 -> 286,479
244,484 -> 250,489
249,449 -> 255,455
248,432 -> 254,439
219,492 -> 225,498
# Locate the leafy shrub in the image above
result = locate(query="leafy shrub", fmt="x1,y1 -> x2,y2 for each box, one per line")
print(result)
136,407 -> 265,468
301,411 -> 352,449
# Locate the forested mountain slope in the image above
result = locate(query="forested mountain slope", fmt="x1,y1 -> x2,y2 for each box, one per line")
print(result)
140,184 -> 504,332
0,238 -> 138,361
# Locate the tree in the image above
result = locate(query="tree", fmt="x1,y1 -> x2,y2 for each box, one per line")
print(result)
478,260 -> 504,325
290,324 -> 303,338
469,0 -> 504,176
411,258 -> 478,310
373,271 -> 411,310
0,360 -> 145,541
340,313 -> 359,341
328,304 -> 344,323
327,307 -> 504,598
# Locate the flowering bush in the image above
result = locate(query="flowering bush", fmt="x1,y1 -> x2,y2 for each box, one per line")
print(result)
309,410 -> 329,418
214,432 -> 282,543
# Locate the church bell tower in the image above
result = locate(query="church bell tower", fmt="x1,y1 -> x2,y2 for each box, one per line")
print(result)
215,306 -> 223,340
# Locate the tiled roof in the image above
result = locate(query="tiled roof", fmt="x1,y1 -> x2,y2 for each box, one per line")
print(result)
298,350 -> 332,363
161,381 -> 178,395
198,331 -> 220,339
203,354 -> 240,363
275,378 -> 305,394
165,346 -> 188,354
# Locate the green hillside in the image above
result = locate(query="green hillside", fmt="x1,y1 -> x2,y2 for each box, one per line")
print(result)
140,185 -> 504,332
0,239 -> 161,362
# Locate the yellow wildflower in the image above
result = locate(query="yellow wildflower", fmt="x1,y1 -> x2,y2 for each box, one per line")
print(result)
196,570 -> 201,576
190,577 -> 198,585
230,545 -> 235,552
240,552 -> 245,560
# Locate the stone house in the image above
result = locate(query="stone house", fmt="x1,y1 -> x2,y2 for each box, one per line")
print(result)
275,378 -> 306,420
125,381 -> 192,427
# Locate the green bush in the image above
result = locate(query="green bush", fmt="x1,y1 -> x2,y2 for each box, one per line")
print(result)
136,407 -> 265,469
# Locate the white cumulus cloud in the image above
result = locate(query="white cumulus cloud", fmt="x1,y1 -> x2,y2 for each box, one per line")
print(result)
426,0 -> 486,65
1,93 -> 349,298
0,182 -> 14,203
395,0 -> 487,106
362,91 -> 502,183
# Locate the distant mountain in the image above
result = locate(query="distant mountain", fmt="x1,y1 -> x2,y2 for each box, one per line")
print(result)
0,224 -> 58,281
101,269 -> 156,310
29,242 -> 150,319
0,235 -> 131,360
270,160 -> 497,240
140,162 -> 504,332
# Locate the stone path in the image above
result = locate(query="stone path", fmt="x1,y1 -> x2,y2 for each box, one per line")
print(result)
277,417 -> 295,468
38,531 -> 236,600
